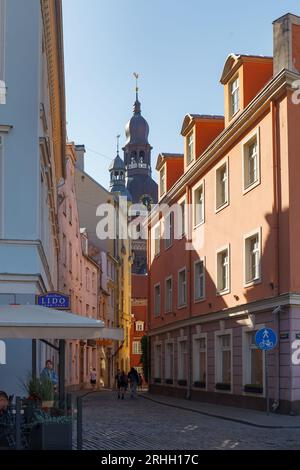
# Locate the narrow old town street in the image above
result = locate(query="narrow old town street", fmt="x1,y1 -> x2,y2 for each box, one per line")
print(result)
77,391 -> 300,450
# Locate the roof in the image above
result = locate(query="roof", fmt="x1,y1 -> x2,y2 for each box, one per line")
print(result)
0,304 -> 123,340
181,114 -> 224,136
220,53 -> 273,84
156,153 -> 184,171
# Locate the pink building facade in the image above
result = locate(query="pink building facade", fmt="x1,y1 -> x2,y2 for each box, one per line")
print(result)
58,143 -> 99,389
147,14 -> 300,413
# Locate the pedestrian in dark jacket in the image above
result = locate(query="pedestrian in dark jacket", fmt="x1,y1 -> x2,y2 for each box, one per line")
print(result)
128,367 -> 139,399
115,369 -> 127,400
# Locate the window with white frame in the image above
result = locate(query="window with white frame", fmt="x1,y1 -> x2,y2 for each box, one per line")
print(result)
194,260 -> 205,301
165,342 -> 174,381
243,136 -> 259,190
216,334 -> 231,386
165,277 -> 172,312
62,234 -> 67,265
178,340 -> 187,381
154,343 -> 162,379
154,224 -> 160,256
186,132 -> 194,165
193,336 -> 206,385
244,330 -> 263,390
0,0 -> 6,104
135,321 -> 144,332
245,232 -> 261,284
194,183 -> 204,226
154,284 -> 161,317
216,162 -> 228,210
178,268 -> 187,307
68,242 -> 72,272
160,165 -> 166,196
230,76 -> 240,117
164,212 -> 173,249
217,247 -> 230,293
132,340 -> 142,355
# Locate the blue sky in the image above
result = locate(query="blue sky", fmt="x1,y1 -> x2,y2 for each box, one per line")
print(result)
62,0 -> 300,188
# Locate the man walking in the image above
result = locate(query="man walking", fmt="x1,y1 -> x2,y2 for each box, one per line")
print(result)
128,367 -> 139,399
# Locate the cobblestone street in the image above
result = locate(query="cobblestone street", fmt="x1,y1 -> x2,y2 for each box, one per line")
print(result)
78,391 -> 300,450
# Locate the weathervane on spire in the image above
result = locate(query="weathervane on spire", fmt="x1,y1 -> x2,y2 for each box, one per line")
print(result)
133,72 -> 139,100
116,134 -> 120,155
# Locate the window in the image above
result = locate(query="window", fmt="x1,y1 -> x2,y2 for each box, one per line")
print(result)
164,212 -> 173,249
154,343 -> 162,379
217,247 -> 230,294
165,277 -> 172,313
160,166 -> 166,196
0,0 -> 6,104
76,253 -> 79,280
154,284 -> 161,317
69,204 -> 72,225
243,135 -> 260,191
244,330 -> 263,391
154,224 -> 160,256
216,162 -> 228,210
86,304 -> 90,317
230,76 -> 240,116
186,132 -> 194,165
86,268 -> 90,291
92,272 -> 96,292
178,340 -> 187,381
135,321 -> 144,332
194,183 -> 204,226
178,269 -> 187,307
165,342 -> 174,381
194,260 -> 205,301
133,341 -> 142,355
216,333 -> 231,386
193,336 -> 207,385
245,231 -> 261,284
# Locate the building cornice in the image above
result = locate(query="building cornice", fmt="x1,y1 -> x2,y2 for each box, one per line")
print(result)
148,293 -> 300,336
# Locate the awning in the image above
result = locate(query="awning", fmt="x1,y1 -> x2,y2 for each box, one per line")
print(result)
0,305 -> 124,341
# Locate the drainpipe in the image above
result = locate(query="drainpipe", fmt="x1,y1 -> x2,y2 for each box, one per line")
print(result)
271,99 -> 281,411
186,185 -> 192,400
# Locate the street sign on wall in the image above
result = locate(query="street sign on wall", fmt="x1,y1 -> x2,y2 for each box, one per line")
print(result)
255,328 -> 277,351
36,292 -> 71,310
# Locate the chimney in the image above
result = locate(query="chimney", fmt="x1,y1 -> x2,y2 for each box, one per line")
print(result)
75,144 -> 86,171
273,13 -> 300,76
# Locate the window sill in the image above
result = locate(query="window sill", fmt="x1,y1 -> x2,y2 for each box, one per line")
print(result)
244,384 -> 263,394
216,288 -> 230,297
244,278 -> 262,288
177,379 -> 187,386
194,296 -> 206,304
215,201 -> 229,214
177,303 -> 187,310
164,243 -> 173,251
193,220 -> 205,230
243,179 -> 261,195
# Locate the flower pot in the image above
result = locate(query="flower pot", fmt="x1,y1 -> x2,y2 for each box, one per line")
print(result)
30,422 -> 72,450
42,400 -> 54,408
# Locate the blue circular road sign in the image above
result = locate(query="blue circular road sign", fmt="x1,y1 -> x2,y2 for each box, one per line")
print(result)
255,328 -> 277,351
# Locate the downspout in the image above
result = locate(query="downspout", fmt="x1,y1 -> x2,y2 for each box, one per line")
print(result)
271,99 -> 281,410
186,185 -> 192,400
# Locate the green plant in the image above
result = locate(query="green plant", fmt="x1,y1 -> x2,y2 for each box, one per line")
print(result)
40,377 -> 54,401
140,335 -> 149,382
21,372 -> 41,400
34,409 -> 72,426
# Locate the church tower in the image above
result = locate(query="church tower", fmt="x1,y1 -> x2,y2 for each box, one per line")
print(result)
122,75 -> 158,208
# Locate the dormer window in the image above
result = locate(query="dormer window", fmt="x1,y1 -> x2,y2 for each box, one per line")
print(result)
160,165 -> 166,197
186,132 -> 194,165
230,76 -> 240,117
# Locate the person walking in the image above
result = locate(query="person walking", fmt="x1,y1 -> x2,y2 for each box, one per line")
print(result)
115,369 -> 127,400
128,367 -> 139,399
90,368 -> 97,391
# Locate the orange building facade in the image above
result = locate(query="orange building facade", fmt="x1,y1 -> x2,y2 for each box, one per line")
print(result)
147,13 -> 300,413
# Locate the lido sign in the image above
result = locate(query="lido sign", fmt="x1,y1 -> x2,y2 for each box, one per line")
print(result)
36,292 -> 71,310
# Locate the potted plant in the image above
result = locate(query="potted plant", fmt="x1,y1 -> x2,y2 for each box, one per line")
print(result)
165,378 -> 173,385
177,379 -> 187,386
40,377 -> 54,408
193,381 -> 206,388
215,382 -> 231,391
244,384 -> 263,394
30,409 -> 72,450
